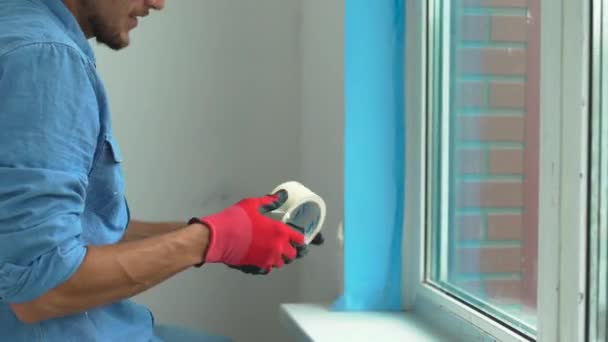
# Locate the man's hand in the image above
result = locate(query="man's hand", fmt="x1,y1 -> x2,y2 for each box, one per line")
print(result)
229,231 -> 324,275
191,190 -> 305,273
201,191 -> 325,276
291,226 -> 325,259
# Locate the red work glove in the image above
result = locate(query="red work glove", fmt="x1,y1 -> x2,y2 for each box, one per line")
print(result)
190,190 -> 304,273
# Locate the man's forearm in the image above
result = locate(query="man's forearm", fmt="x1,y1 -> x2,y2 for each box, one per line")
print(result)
121,220 -> 185,242
10,223 -> 210,324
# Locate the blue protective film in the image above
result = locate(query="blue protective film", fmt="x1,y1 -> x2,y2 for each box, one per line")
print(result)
333,0 -> 406,311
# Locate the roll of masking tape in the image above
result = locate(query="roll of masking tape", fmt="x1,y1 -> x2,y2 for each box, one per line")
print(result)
268,181 -> 326,244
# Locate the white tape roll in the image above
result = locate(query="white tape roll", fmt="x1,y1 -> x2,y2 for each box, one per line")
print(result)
268,181 -> 326,244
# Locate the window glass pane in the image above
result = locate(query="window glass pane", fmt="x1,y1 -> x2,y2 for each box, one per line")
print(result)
426,0 -> 540,335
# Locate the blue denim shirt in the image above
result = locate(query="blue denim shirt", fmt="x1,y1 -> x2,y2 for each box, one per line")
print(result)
0,0 -> 155,340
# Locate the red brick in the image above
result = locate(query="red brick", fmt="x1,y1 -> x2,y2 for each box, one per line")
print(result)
457,214 -> 484,240
460,48 -> 526,75
458,149 -> 485,174
487,213 -> 523,240
458,116 -> 524,142
457,180 -> 523,208
462,0 -> 528,7
456,247 -> 522,273
461,15 -> 487,41
486,279 -> 522,304
457,82 -> 485,108
488,148 -> 524,174
491,16 -> 529,42
489,82 -> 526,108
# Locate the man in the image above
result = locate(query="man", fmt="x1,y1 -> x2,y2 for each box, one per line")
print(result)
0,0 -> 322,341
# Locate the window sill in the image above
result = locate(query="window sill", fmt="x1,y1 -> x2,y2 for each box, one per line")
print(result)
279,303 -> 448,342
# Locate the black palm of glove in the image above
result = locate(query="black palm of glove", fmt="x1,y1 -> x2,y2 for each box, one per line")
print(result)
229,231 -> 324,275
229,195 -> 325,276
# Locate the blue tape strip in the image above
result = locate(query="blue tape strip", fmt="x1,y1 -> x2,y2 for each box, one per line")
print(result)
333,0 -> 406,312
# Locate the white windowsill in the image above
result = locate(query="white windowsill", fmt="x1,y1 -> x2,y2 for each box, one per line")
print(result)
279,303 -> 448,342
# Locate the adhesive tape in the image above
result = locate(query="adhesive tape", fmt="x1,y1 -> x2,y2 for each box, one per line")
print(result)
268,181 -> 326,244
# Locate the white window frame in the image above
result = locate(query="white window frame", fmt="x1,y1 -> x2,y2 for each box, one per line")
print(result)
401,0 -> 591,341
589,0 -> 607,340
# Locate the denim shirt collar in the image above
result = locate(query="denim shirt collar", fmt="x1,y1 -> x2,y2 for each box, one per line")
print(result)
41,0 -> 96,64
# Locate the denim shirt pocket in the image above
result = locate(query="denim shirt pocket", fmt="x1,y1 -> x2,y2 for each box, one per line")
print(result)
105,134 -> 123,163
98,133 -> 125,193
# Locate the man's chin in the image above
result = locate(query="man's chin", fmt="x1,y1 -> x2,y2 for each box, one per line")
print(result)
97,33 -> 130,50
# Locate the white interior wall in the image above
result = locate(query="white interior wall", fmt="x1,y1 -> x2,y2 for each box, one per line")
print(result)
93,1 -> 302,341
298,0 -> 345,303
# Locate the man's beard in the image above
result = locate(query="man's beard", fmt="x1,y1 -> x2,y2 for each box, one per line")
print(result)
90,14 -> 127,50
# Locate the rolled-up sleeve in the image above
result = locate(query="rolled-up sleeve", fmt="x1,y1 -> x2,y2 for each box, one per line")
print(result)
0,43 -> 99,303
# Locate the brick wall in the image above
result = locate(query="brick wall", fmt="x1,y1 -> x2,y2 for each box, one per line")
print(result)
448,0 -> 540,316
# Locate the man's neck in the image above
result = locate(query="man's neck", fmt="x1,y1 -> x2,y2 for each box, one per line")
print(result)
62,0 -> 94,38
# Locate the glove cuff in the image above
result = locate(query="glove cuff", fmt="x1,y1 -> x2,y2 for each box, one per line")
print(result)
195,205 -> 253,266
188,217 -> 211,267
198,215 -> 224,264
